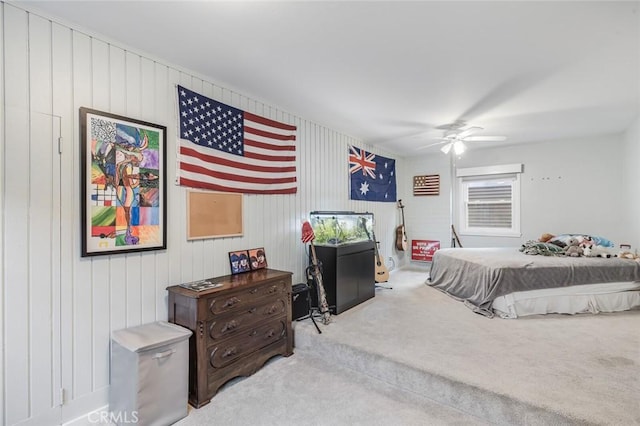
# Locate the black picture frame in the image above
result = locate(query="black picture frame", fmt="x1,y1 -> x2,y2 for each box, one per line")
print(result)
229,250 -> 251,274
80,107 -> 167,257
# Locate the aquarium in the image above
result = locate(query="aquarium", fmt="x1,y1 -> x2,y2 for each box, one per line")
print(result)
309,211 -> 374,246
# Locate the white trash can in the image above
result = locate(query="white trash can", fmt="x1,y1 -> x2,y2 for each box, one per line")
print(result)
110,321 -> 192,426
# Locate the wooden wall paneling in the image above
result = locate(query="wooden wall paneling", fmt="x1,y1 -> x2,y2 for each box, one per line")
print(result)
4,110 -> 30,424
140,57 -> 155,122
0,2 -> 5,423
4,5 -> 31,424
91,39 -> 110,111
28,11 -> 60,423
51,19 -> 76,422
153,62 -> 170,320
291,115 -> 303,278
72,30 -> 94,400
109,45 -> 126,115
324,126 -> 333,205
89,36 -> 111,393
286,111 -> 297,277
300,119 -> 311,272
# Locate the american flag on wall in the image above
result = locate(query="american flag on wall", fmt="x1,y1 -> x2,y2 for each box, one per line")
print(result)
413,174 -> 440,196
176,85 -> 297,194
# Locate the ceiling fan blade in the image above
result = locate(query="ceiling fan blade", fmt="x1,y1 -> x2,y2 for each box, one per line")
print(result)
455,126 -> 483,139
464,135 -> 507,142
416,140 -> 447,151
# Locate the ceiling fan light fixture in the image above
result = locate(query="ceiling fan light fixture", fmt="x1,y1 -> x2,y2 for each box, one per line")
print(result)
453,140 -> 466,155
440,142 -> 453,154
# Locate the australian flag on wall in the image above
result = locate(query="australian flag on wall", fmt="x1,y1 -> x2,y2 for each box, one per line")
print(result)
349,145 -> 397,202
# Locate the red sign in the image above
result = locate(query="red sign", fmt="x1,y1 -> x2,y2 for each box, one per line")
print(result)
411,240 -> 440,261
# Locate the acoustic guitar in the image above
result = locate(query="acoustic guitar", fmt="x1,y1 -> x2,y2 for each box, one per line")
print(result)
396,199 -> 408,251
361,219 -> 390,283
371,230 -> 390,283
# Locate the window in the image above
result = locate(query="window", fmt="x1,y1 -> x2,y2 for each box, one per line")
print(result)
456,164 -> 522,237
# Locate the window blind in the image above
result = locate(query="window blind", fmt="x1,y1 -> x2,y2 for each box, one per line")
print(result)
466,183 -> 512,228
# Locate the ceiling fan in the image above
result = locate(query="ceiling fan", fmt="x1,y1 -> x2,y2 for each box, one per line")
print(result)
420,122 -> 506,154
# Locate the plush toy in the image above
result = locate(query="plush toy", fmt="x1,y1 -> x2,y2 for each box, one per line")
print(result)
564,237 -> 583,257
617,250 -> 640,262
538,233 -> 555,243
583,245 -> 615,258
579,235 -> 595,249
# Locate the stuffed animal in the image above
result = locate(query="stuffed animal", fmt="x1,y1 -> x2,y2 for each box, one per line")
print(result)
579,235 -> 595,249
617,250 -> 640,262
583,245 -> 615,258
538,233 -> 555,243
564,237 -> 583,257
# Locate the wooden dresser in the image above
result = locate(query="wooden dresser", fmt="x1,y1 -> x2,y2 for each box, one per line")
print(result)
167,268 -> 293,408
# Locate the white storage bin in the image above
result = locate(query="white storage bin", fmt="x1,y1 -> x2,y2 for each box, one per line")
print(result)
110,321 -> 192,426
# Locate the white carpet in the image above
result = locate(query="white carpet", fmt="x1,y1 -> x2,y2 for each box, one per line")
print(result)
176,265 -> 640,425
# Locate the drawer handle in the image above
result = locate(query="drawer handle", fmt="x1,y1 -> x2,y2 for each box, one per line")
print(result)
267,305 -> 278,315
248,307 -> 257,314
250,288 -> 258,294
152,349 -> 176,359
250,330 -> 257,337
265,330 -> 275,339
222,320 -> 238,333
268,286 -> 278,293
223,297 -> 240,308
222,347 -> 237,358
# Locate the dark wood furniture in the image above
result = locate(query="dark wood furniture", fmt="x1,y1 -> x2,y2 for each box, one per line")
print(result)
313,240 -> 375,314
167,268 -> 293,408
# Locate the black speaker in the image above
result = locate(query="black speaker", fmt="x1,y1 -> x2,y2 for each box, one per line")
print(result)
292,283 -> 309,320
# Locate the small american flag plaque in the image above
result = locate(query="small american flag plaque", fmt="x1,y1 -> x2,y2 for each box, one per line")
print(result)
413,174 -> 440,196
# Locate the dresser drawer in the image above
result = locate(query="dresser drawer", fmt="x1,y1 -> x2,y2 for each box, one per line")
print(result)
208,319 -> 287,369
207,279 -> 288,317
207,297 -> 287,341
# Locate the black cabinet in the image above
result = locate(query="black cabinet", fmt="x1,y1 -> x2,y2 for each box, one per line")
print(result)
312,241 -> 375,314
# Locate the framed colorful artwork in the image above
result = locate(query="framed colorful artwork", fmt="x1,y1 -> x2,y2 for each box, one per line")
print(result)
248,247 -> 268,270
229,250 -> 251,274
80,107 -> 167,257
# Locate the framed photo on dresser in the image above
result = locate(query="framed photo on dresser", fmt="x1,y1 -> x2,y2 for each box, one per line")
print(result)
229,250 -> 251,274
248,247 -> 268,270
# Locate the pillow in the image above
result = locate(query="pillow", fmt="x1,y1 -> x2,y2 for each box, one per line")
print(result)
589,235 -> 615,247
547,234 -> 614,248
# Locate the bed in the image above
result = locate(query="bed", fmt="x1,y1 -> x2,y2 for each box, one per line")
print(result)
426,247 -> 640,318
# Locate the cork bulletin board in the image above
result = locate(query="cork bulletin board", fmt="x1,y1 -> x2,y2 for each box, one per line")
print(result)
187,190 -> 243,240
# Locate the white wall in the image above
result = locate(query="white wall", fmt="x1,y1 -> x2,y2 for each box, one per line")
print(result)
622,115 -> 640,249
0,3 -> 404,424
404,133 -> 630,250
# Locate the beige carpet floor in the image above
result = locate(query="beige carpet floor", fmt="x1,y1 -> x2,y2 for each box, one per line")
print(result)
176,265 -> 640,425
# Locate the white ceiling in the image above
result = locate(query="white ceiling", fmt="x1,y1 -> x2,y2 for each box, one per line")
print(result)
16,1 -> 640,155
